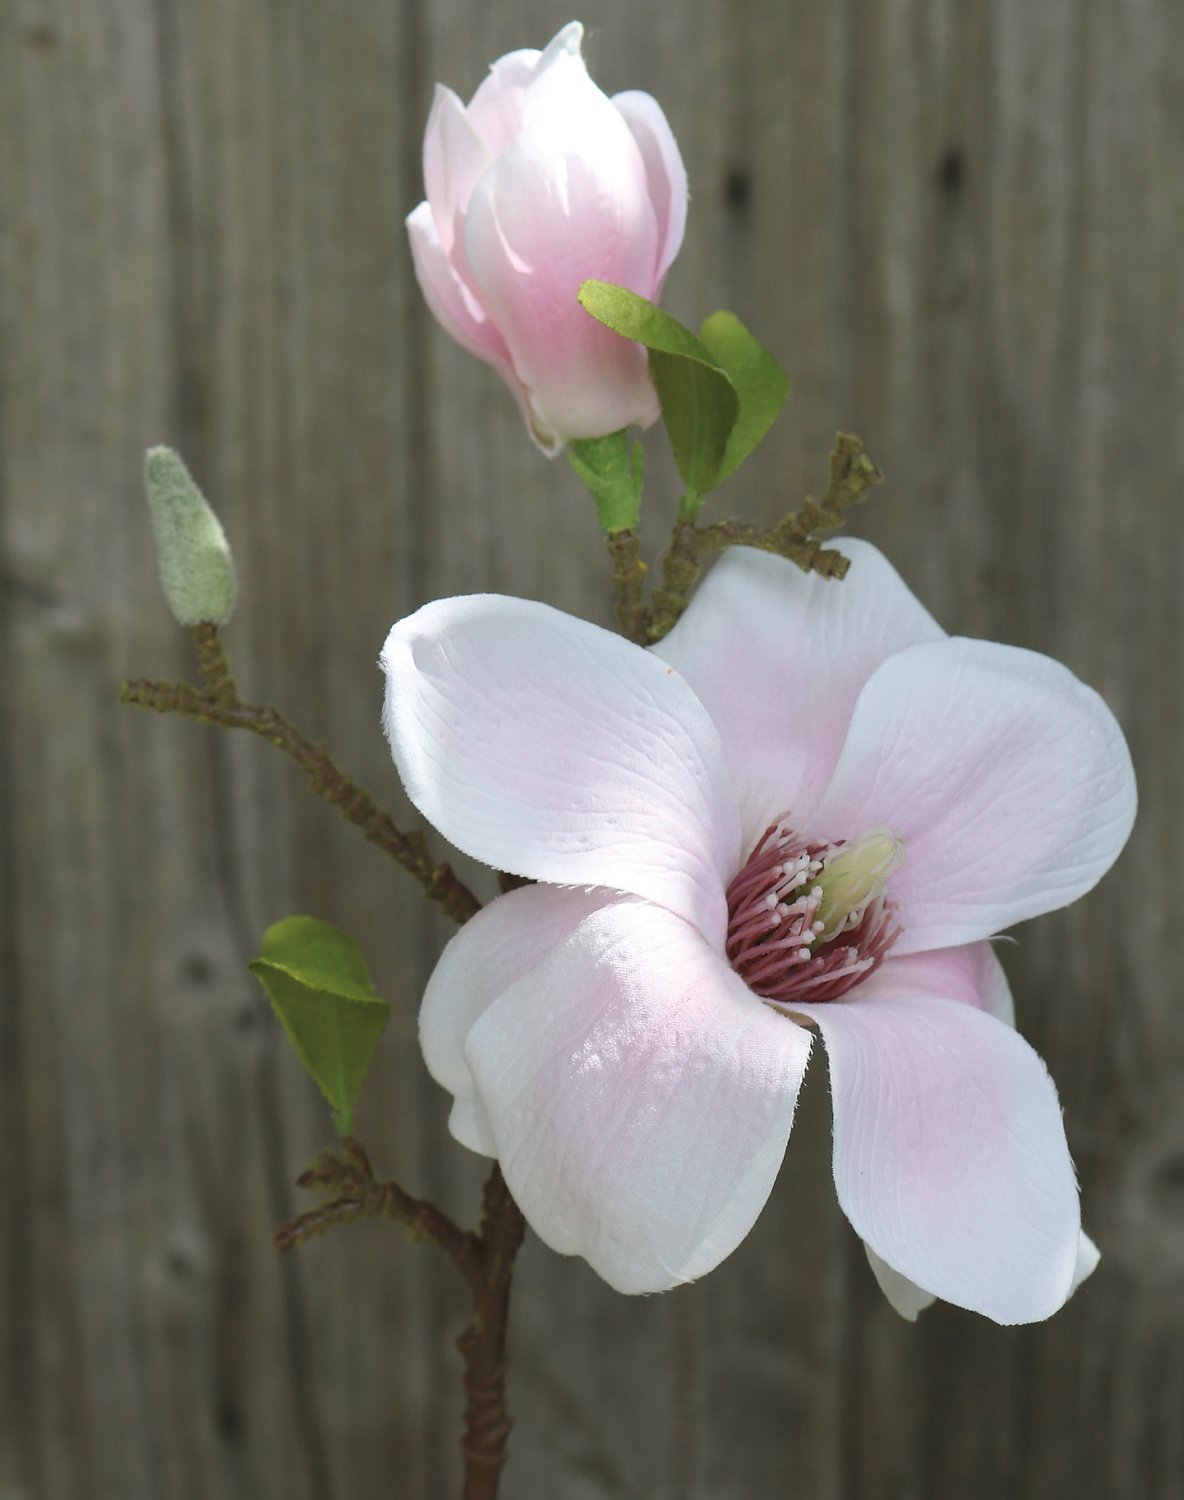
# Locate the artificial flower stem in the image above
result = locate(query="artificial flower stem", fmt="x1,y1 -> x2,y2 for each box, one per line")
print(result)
457,1165 -> 526,1499
605,529 -> 651,644
649,517 -> 702,641
276,1145 -> 525,1495
272,1139 -> 480,1268
120,626 -> 482,925
646,434 -> 883,642
191,620 -> 238,702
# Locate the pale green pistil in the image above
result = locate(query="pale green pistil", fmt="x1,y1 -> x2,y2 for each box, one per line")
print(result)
811,829 -> 906,945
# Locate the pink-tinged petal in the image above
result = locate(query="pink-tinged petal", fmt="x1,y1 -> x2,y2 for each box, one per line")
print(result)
382,596 -> 740,945
612,89 -> 688,287
972,942 -> 1016,1026
462,40 -> 662,445
867,1225 -> 1097,1321
872,943 -> 1015,1026
795,977 -> 1081,1324
464,898 -> 814,1293
421,884 -> 614,1154
406,201 -> 515,375
809,637 -> 1137,953
465,48 -> 540,158
652,544 -> 944,842
520,20 -> 588,112
423,85 -> 491,254
865,1244 -> 936,1321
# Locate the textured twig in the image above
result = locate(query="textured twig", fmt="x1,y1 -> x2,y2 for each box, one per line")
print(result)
190,620 -> 237,702
119,627 -> 482,925
458,1165 -> 527,1500
273,1139 -> 481,1274
276,1144 -> 527,1500
648,433 -> 884,641
605,529 -> 651,644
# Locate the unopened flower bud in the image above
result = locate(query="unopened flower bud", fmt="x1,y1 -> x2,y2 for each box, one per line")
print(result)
407,22 -> 687,455
144,446 -> 237,627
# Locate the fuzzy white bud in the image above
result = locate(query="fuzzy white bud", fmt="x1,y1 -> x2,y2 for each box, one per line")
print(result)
144,446 -> 237,627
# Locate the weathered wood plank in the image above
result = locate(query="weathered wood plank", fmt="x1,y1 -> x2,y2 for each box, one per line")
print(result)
2,0 -> 1181,1495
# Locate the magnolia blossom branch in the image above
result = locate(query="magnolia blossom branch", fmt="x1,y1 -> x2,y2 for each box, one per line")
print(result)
457,1166 -> 526,1499
605,529 -> 650,644
273,1138 -> 481,1268
119,624 -> 482,926
276,1140 -> 526,1498
649,433 -> 884,641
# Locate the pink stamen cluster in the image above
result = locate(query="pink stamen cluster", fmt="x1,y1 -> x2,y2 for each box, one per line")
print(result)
724,821 -> 900,1005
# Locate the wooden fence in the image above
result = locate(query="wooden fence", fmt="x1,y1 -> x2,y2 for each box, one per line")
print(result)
2,1 -> 1182,1495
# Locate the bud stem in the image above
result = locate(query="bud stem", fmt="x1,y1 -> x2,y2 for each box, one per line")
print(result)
120,638 -> 481,926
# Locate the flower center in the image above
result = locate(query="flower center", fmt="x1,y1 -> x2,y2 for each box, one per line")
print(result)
724,820 -> 904,1004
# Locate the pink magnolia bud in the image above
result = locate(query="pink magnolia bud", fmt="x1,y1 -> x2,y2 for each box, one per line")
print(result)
406,22 -> 687,455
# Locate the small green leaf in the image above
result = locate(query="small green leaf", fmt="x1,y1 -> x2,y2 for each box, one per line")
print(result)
568,430 -> 644,532
698,311 -> 790,482
249,916 -> 390,1136
579,281 -> 740,511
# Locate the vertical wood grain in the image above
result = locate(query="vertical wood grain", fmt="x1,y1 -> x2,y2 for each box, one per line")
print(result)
2,0 -> 1181,1495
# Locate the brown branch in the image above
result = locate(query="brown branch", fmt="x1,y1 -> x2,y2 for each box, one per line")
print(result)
273,1139 -> 481,1277
119,627 -> 482,926
276,1144 -> 527,1499
190,620 -> 237,702
648,432 -> 884,642
605,529 -> 651,644
458,1165 -> 527,1500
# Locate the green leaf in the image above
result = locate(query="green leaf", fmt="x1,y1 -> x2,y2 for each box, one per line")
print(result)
249,916 -> 390,1136
698,311 -> 790,482
568,430 -> 644,532
579,281 -> 740,511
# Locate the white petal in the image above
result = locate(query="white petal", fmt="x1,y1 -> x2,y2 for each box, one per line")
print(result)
612,89 -> 688,287
521,21 -> 590,123
465,48 -> 540,158
423,85 -> 491,254
652,543 -> 944,841
797,973 -> 1082,1324
869,1225 -> 1099,1322
464,898 -> 813,1292
420,884 -> 615,1153
872,943 -> 1015,1025
405,201 -> 515,375
865,1244 -> 936,1321
857,944 -> 1024,1322
972,941 -> 1016,1027
809,637 -> 1137,952
1070,1230 -> 1100,1296
382,596 -> 740,944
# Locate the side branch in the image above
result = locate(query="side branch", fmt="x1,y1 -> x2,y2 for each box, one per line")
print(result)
119,628 -> 481,926
276,1144 -> 528,1498
649,433 -> 884,641
274,1139 -> 481,1279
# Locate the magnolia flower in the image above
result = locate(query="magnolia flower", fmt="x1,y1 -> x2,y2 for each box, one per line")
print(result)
380,543 -> 1135,1323
406,21 -> 686,455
